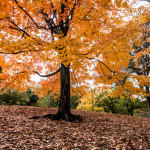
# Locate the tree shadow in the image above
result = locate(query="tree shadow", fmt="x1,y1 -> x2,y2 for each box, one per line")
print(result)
29,114 -> 83,123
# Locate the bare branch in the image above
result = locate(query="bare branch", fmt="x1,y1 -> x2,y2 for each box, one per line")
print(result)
13,0 -> 47,30
33,67 -> 60,77
138,0 -> 150,2
86,57 -> 126,89
20,26 -> 31,38
86,57 -> 114,73
0,49 -> 39,55
0,71 -> 25,92
8,19 -> 30,37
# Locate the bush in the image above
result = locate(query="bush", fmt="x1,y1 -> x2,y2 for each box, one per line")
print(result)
94,107 -> 104,112
77,103 -> 104,112
0,90 -> 29,106
37,93 -> 80,109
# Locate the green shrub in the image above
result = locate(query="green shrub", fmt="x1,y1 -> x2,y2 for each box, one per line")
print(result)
0,90 -> 29,106
26,89 -> 39,106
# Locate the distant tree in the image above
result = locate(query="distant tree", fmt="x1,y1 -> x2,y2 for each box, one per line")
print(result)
96,93 -> 147,116
38,93 -> 59,108
96,95 -> 120,114
38,92 -> 79,109
0,67 -> 2,73
70,95 -> 80,109
26,89 -> 39,106
121,96 -> 146,116
124,20 -> 150,117
77,91 -> 104,112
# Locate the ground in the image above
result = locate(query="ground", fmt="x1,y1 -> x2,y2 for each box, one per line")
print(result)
0,105 -> 150,149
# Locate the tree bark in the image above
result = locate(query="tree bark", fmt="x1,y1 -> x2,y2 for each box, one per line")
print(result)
146,86 -> 150,118
146,96 -> 150,118
52,63 -> 77,121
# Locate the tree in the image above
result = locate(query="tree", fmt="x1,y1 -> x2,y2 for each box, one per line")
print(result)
77,89 -> 105,112
0,67 -> 2,73
0,0 -> 148,121
127,30 -> 150,117
70,94 -> 80,109
93,89 -> 147,116
130,0 -> 150,117
100,1 -> 150,117
115,2 -> 150,117
26,89 -> 39,106
37,93 -> 59,108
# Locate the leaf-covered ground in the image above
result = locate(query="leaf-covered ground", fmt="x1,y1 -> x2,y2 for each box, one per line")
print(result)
0,105 -> 150,150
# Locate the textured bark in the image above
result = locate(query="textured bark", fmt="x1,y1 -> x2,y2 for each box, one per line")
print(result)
43,2 -> 82,121
51,3 -> 75,121
146,94 -> 150,118
0,67 -> 2,73
52,63 -> 78,121
146,86 -> 150,118
147,97 -> 150,118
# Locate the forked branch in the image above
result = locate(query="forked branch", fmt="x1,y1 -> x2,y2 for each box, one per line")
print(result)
13,0 -> 46,29
8,19 -> 30,37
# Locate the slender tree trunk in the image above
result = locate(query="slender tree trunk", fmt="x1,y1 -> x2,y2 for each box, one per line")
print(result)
52,63 -> 74,121
0,67 -> 2,73
92,94 -> 94,111
146,86 -> 150,118
147,97 -> 150,118
91,89 -> 95,111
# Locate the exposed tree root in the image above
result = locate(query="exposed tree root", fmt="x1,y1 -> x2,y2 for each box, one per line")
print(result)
30,113 -> 83,122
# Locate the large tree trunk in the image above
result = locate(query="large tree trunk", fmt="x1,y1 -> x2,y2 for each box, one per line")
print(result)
52,63 -> 78,121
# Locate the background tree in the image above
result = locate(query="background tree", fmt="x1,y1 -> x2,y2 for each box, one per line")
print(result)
114,3 -> 150,117
70,94 -> 80,109
38,93 -> 60,108
127,30 -> 150,116
129,1 -> 150,117
37,93 -> 79,109
26,89 -> 39,106
0,89 -> 29,106
77,90 -> 104,112
78,89 -> 147,117
96,94 -> 147,116
0,67 -> 2,73
0,0 -> 148,120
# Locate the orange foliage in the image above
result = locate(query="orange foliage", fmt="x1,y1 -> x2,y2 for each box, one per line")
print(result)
0,0 -> 149,98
